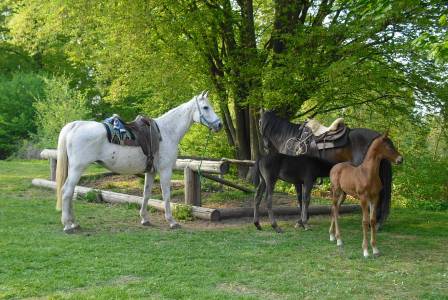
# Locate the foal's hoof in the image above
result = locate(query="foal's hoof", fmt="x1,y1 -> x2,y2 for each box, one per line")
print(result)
141,221 -> 151,227
303,224 -> 312,231
63,224 -> 80,234
254,222 -> 262,231
170,223 -> 181,229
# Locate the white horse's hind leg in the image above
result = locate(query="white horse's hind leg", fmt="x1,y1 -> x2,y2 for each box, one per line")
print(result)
61,164 -> 87,233
159,167 -> 180,229
140,172 -> 155,225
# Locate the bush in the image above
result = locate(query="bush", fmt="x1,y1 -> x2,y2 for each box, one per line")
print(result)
394,155 -> 448,211
0,72 -> 44,158
172,204 -> 194,221
33,75 -> 92,148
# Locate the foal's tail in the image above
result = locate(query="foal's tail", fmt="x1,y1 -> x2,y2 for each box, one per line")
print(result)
55,124 -> 71,211
377,159 -> 392,229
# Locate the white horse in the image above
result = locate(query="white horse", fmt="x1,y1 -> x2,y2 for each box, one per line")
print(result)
55,91 -> 222,233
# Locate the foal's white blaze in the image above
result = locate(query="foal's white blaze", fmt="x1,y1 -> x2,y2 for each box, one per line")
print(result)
56,92 -> 221,232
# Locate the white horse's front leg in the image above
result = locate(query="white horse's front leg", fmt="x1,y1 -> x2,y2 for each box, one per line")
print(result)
159,167 -> 180,229
140,172 -> 155,226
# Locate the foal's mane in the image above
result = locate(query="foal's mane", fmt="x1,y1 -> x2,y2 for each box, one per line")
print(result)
260,111 -> 303,145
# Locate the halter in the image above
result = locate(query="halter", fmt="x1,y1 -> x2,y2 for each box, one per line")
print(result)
195,96 -> 220,129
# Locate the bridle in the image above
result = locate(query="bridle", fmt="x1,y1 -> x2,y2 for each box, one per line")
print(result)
195,96 -> 221,129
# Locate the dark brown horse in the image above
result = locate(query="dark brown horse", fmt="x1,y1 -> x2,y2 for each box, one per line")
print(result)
329,133 -> 403,257
259,111 -> 393,229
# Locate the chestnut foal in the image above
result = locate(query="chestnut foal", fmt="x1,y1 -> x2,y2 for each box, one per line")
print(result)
329,133 -> 403,257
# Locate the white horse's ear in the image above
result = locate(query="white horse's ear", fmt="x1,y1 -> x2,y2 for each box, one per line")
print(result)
200,90 -> 206,97
204,90 -> 209,98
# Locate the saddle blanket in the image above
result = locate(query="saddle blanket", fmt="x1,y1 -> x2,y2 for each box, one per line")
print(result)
102,117 -> 137,146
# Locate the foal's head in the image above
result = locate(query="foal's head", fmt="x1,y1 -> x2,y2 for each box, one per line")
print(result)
192,91 -> 223,132
371,133 -> 403,164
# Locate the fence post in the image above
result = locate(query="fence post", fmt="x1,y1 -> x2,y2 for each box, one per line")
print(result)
49,158 -> 57,181
184,167 -> 201,206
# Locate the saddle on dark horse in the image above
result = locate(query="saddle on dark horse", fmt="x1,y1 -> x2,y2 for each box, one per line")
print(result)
272,117 -> 349,157
103,115 -> 161,172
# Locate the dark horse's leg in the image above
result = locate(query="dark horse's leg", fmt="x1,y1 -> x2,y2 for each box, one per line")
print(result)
266,179 -> 282,233
294,183 -> 304,229
253,179 -> 266,230
301,179 -> 313,230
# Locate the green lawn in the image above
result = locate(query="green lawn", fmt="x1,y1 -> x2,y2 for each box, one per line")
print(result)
0,160 -> 447,299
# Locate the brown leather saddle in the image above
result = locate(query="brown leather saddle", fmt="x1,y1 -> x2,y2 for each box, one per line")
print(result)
103,115 -> 161,172
280,123 -> 349,157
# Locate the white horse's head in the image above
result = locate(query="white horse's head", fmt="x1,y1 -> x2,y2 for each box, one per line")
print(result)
192,91 -> 222,132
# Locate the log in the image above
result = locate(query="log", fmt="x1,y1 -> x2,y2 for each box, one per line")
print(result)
200,173 -> 254,193
184,167 -> 201,206
41,149 -> 58,159
218,205 -> 360,220
174,159 -> 229,174
221,158 -> 256,166
31,179 -> 220,221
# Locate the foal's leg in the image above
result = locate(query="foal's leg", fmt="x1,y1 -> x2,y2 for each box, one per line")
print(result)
61,164 -> 87,233
266,180 -> 282,233
332,192 -> 345,246
360,199 -> 370,258
253,178 -> 266,230
159,167 -> 180,229
294,183 -> 304,229
140,172 -> 155,226
370,200 -> 380,257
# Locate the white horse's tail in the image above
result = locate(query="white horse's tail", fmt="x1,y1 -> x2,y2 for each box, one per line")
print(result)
55,125 -> 70,211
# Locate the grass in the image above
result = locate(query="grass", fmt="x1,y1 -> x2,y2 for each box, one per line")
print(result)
0,160 -> 447,299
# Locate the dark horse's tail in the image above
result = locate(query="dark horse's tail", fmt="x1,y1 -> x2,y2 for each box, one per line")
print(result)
377,159 -> 392,229
251,159 -> 260,187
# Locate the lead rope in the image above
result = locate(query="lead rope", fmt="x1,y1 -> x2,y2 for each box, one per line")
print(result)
197,129 -> 213,185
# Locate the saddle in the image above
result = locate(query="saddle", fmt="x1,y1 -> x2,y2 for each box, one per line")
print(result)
280,118 -> 349,157
103,115 -> 161,172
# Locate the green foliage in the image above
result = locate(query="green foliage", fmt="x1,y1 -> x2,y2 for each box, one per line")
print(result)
0,72 -> 44,158
394,155 -> 448,211
172,204 -> 194,221
33,75 -> 92,148
179,125 -> 234,158
78,190 -> 102,203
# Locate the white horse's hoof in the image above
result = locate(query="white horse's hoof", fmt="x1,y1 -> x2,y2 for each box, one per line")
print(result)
63,224 -> 80,234
170,223 -> 181,229
141,221 -> 151,226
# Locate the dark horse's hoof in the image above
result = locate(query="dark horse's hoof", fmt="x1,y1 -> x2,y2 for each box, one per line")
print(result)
272,225 -> 283,234
254,222 -> 262,230
141,221 -> 151,227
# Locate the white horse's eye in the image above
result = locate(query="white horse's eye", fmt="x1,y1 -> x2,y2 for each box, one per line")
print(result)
203,106 -> 209,110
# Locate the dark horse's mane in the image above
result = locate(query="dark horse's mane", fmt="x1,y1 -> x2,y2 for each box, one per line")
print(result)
260,111 -> 304,148
259,111 -> 392,227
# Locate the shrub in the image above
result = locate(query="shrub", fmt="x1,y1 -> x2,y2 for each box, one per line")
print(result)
0,72 -> 44,158
394,154 -> 448,211
172,204 -> 194,221
33,75 -> 92,148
